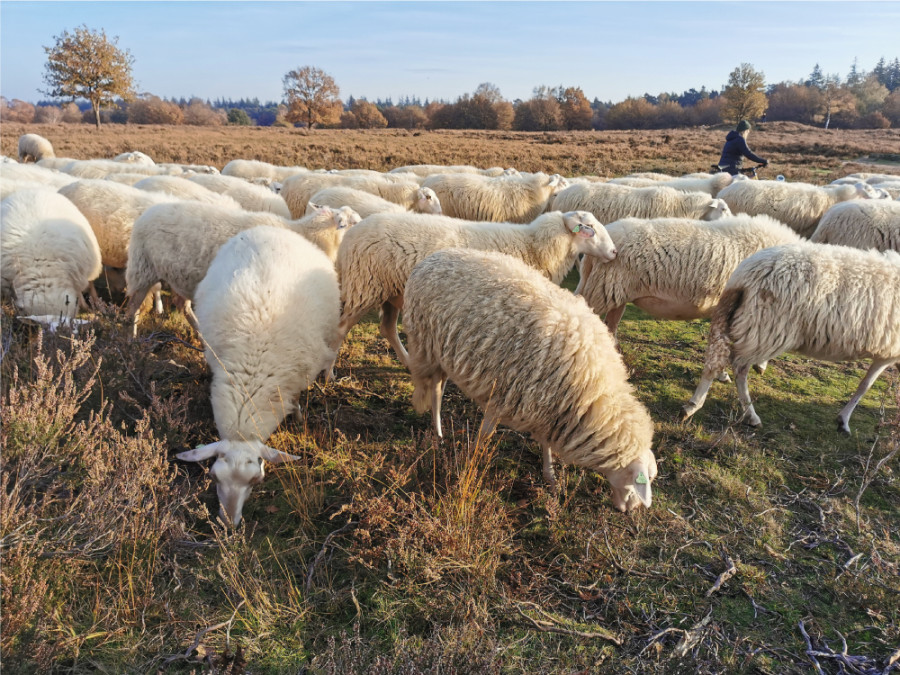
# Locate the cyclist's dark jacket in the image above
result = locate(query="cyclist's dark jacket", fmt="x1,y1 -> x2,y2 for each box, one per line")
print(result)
717,131 -> 766,175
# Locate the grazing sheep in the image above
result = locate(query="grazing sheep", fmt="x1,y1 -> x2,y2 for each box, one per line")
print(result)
125,202 -> 358,334
389,164 -> 512,178
577,214 -> 802,335
334,210 -> 618,367
36,157 -> 78,171
404,248 -> 657,510
306,185 -> 442,218
176,225 -> 339,525
2,162 -> 77,191
607,176 -> 663,187
831,172 -> 900,185
421,171 -> 568,223
281,171 -> 425,218
133,175 -> 243,209
717,179 -> 884,238
551,182 -> 731,225
810,199 -> 900,252
185,173 -> 292,217
652,173 -> 735,197
682,243 -> 900,433
61,158 -> 184,179
113,151 -> 155,165
17,133 -> 55,163
1,188 -> 101,323
221,158 -> 309,182
157,162 -> 219,175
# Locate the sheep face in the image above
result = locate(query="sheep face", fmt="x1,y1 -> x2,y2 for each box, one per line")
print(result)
415,187 -> 442,214
13,282 -> 81,320
177,439 -> 301,525
703,199 -> 732,221
605,447 -> 657,512
563,211 -> 617,262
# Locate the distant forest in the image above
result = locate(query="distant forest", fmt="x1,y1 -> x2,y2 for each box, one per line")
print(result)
3,56 -> 899,131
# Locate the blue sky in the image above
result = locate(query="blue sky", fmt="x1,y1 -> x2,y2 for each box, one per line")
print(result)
1,1 -> 898,105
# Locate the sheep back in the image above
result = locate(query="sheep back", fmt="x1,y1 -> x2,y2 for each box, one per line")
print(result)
810,199 -> 900,251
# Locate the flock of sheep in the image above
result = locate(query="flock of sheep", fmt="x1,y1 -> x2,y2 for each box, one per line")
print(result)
2,132 -> 899,525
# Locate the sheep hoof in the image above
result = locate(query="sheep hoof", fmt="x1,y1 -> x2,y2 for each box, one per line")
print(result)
716,372 -> 731,383
836,418 -> 851,435
681,405 -> 697,421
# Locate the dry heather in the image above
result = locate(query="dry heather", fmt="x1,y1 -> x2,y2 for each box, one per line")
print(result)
1,123 -> 898,674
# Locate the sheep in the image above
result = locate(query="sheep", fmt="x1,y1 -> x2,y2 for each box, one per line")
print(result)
113,151 -> 155,165
717,179 -> 885,238
17,134 -> 55,163
305,185 -> 442,218
831,172 -> 900,185
576,214 -> 802,337
607,176 -> 662,187
389,164 -> 512,178
221,158 -> 309,182
103,172 -> 154,186
334,210 -> 618,368
186,173 -> 291,217
125,201 -> 358,334
176,225 -> 339,525
1,188 -> 101,324
420,171 -> 569,223
156,162 -> 219,175
61,158 -> 184,179
551,182 -> 731,225
132,175 -> 243,209
404,247 -> 657,510
810,199 -> 900,252
280,171 -> 425,218
2,162 -> 77,191
682,243 -> 900,434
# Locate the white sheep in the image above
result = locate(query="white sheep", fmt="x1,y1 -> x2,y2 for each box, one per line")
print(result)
2,162 -> 77,191
17,134 -> 55,163
221,158 -> 309,182
404,247 -> 657,510
281,171 -> 425,218
306,185 -> 441,218
717,179 -> 884,238
113,151 -> 155,165
175,225 -> 339,525
334,210 -> 618,367
132,175 -> 243,209
551,182 -> 731,225
125,202 -> 358,333
1,188 -> 101,323
389,164 -> 512,178
682,243 -> 900,433
186,173 -> 291,217
61,158 -> 184,179
810,199 -> 900,252
421,171 -> 568,223
577,214 -> 802,335
36,157 -> 77,171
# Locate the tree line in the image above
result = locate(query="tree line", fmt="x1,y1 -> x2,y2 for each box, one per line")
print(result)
3,24 -> 898,132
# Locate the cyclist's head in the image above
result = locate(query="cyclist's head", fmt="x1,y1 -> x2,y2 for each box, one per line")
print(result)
736,119 -> 751,137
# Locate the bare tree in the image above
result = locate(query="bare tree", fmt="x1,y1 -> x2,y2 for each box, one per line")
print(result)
42,25 -> 135,128
282,66 -> 342,129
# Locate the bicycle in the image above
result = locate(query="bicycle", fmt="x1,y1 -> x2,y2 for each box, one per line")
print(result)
709,163 -> 766,179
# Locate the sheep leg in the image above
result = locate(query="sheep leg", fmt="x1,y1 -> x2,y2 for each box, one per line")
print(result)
78,291 -> 91,312
836,358 -> 895,434
682,369 -> 718,420
183,299 -> 200,335
379,298 -> 409,367
541,443 -> 557,493
716,372 -> 731,383
431,375 -> 446,438
478,407 -> 500,441
152,283 -> 164,314
574,255 -> 594,296
753,360 -> 768,374
604,304 -> 627,338
87,282 -> 100,308
124,286 -> 154,338
735,364 -> 762,427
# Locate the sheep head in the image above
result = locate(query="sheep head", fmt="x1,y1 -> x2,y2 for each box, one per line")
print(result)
563,211 -> 617,262
307,203 -> 362,229
703,198 -> 732,221
605,447 -> 658,513
177,439 -> 301,526
414,187 -> 442,214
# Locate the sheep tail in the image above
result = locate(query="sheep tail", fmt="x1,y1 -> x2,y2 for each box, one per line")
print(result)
702,287 -> 743,378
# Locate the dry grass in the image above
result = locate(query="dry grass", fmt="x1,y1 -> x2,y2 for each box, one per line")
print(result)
1,123 -> 898,674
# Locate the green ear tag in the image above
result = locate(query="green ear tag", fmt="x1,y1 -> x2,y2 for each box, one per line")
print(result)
635,472 -> 648,485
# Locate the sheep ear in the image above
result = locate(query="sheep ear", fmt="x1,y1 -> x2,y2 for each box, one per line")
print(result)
309,202 -> 332,215
177,441 -> 225,463
632,465 -> 653,508
259,445 -> 302,465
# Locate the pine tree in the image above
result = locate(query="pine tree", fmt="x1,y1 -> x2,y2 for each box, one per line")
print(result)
806,63 -> 825,90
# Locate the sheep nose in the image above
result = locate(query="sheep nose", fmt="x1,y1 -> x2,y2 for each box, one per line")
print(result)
610,248 -> 618,257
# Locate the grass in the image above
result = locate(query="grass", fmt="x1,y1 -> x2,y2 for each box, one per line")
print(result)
1,123 -> 898,674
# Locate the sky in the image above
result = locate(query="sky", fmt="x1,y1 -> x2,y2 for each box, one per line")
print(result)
1,1 -> 899,106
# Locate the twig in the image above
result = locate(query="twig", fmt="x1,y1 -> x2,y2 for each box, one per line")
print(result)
305,520 -> 356,592
674,611 -> 713,658
160,600 -> 246,666
705,553 -> 738,597
854,440 -> 899,532
515,601 -> 622,645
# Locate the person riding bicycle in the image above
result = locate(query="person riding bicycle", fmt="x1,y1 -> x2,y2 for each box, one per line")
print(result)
717,120 -> 768,176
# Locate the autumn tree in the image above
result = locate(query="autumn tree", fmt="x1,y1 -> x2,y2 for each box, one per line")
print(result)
721,63 -> 767,124
282,66 -> 342,129
128,95 -> 184,125
42,25 -> 135,128
558,86 -> 593,130
351,100 -> 388,129
766,82 -> 823,125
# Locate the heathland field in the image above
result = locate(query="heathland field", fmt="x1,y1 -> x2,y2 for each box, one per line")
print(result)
1,122 -> 898,674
